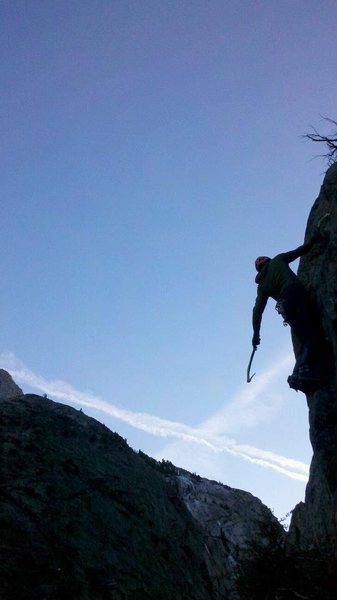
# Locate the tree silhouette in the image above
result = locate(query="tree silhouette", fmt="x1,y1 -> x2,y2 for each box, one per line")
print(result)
304,117 -> 337,166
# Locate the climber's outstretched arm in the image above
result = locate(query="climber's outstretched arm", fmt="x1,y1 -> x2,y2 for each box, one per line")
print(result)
281,233 -> 321,264
252,291 -> 268,347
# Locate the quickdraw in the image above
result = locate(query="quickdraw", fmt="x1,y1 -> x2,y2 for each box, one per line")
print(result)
275,300 -> 288,326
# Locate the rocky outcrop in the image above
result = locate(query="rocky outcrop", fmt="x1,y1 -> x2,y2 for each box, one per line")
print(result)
0,369 -> 22,400
177,474 -> 282,599
0,383 -> 282,599
287,163 -> 337,557
223,165 -> 337,599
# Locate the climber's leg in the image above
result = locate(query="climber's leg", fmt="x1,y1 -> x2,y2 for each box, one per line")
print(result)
280,284 -> 319,374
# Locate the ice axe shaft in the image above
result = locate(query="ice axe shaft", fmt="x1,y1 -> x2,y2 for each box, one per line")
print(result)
247,347 -> 257,383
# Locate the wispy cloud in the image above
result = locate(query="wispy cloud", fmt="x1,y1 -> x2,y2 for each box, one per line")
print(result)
0,352 -> 309,482
201,353 -> 293,435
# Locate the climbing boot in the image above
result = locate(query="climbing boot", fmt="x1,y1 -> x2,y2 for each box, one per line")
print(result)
287,369 -> 323,394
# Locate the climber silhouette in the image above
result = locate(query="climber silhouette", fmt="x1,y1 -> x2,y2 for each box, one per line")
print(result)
252,233 -> 322,393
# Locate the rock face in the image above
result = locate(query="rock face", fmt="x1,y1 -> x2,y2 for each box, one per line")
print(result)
0,385 -> 282,599
177,474 -> 282,599
287,163 -> 337,557
0,369 -> 22,400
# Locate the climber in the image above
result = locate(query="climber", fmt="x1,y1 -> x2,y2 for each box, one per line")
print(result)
252,234 -> 322,392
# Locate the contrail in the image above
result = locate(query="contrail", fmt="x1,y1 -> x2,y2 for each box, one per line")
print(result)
201,353 -> 294,434
0,352 -> 309,482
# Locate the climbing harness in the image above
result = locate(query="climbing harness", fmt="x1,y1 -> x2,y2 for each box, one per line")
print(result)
275,300 -> 288,326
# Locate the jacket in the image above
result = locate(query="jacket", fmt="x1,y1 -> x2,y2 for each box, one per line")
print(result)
252,240 -> 314,337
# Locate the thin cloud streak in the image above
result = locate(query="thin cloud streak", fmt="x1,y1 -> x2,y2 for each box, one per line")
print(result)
0,352 -> 308,482
201,353 -> 293,435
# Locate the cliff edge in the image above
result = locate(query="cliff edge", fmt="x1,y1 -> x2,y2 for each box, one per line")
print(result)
0,385 -> 281,600
287,163 -> 337,558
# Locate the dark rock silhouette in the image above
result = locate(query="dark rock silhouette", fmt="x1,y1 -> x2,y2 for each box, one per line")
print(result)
0,383 -> 281,599
287,163 -> 337,558
0,368 -> 22,400
214,165 -> 337,599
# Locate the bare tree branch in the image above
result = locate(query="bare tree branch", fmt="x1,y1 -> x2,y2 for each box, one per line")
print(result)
303,117 -> 337,166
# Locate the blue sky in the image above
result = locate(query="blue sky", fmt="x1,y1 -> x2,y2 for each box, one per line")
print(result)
1,0 -> 337,521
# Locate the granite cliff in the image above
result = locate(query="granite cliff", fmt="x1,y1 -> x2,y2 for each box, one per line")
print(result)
241,163 -> 337,599
287,162 -> 337,559
0,378 -> 282,600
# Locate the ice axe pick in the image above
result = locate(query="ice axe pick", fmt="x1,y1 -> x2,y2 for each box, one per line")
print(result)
247,347 -> 257,383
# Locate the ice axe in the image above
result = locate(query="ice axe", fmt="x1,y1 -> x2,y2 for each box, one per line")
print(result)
247,346 -> 257,383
